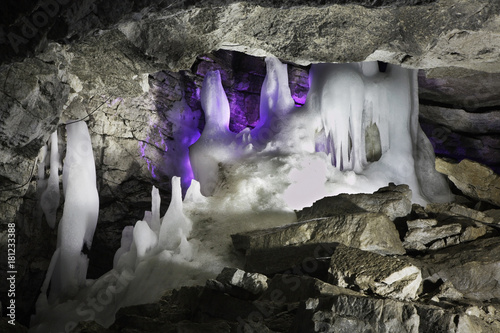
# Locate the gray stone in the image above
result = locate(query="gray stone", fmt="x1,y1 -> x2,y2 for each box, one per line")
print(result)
296,183 -> 412,221
260,274 -> 363,304
421,123 -> 500,172
419,69 -> 500,110
244,242 -> 337,275
328,245 -> 422,301
430,280 -> 464,302
407,219 -> 438,229
419,105 -> 500,134
291,294 -> 500,333
421,237 -> 500,302
215,267 -> 268,295
403,205 -> 493,251
404,223 -> 462,250
436,158 -> 500,207
232,212 -> 405,256
484,209 -> 500,224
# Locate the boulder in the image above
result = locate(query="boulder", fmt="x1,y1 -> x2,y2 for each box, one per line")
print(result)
232,212 -> 405,256
404,222 -> 462,251
244,242 -> 337,275
209,267 -> 269,297
436,158 -> 500,207
420,237 -> 500,302
296,183 -> 412,221
259,274 -> 363,304
402,215 -> 489,251
328,245 -> 422,301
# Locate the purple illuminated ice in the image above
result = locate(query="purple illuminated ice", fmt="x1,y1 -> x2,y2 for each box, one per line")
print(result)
189,57 -> 451,207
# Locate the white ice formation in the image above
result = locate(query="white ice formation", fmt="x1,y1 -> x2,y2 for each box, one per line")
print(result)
189,57 -> 452,207
31,177 -> 205,333
40,130 -> 61,228
36,121 -> 100,308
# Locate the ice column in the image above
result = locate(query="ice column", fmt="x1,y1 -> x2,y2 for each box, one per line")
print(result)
50,121 -> 99,299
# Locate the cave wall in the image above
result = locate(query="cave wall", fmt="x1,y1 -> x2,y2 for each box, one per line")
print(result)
1,0 -> 500,326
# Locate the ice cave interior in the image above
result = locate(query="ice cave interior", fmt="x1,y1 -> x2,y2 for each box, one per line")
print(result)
29,56 -> 453,332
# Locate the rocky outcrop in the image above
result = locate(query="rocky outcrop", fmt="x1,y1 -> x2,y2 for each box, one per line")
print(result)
35,182 -> 500,332
296,183 -> 412,221
420,237 -> 500,302
232,212 -> 405,256
72,267 -> 500,333
328,244 -> 422,300
292,295 -> 500,333
436,158 -> 500,206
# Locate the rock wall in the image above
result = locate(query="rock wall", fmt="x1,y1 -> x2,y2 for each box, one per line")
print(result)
1,0 -> 500,326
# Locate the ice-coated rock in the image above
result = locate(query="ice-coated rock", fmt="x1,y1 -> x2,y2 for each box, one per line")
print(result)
40,130 -> 60,228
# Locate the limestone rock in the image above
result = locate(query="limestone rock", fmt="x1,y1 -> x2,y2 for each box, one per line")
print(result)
244,242 -> 337,275
485,209 -> 500,223
328,245 -> 422,301
260,274 -> 363,304
214,267 -> 269,295
421,123 -> 500,173
419,69 -> 500,110
232,212 -> 405,256
430,280 -> 464,302
419,105 -> 500,135
436,158 -> 500,207
404,222 -> 462,251
296,183 -> 412,221
402,203 -> 495,251
421,237 -> 500,301
291,294 -> 500,333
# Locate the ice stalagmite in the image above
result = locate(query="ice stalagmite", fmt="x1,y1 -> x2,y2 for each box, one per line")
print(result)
40,130 -> 60,228
159,177 -> 192,252
189,71 -> 236,196
50,121 -> 99,300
